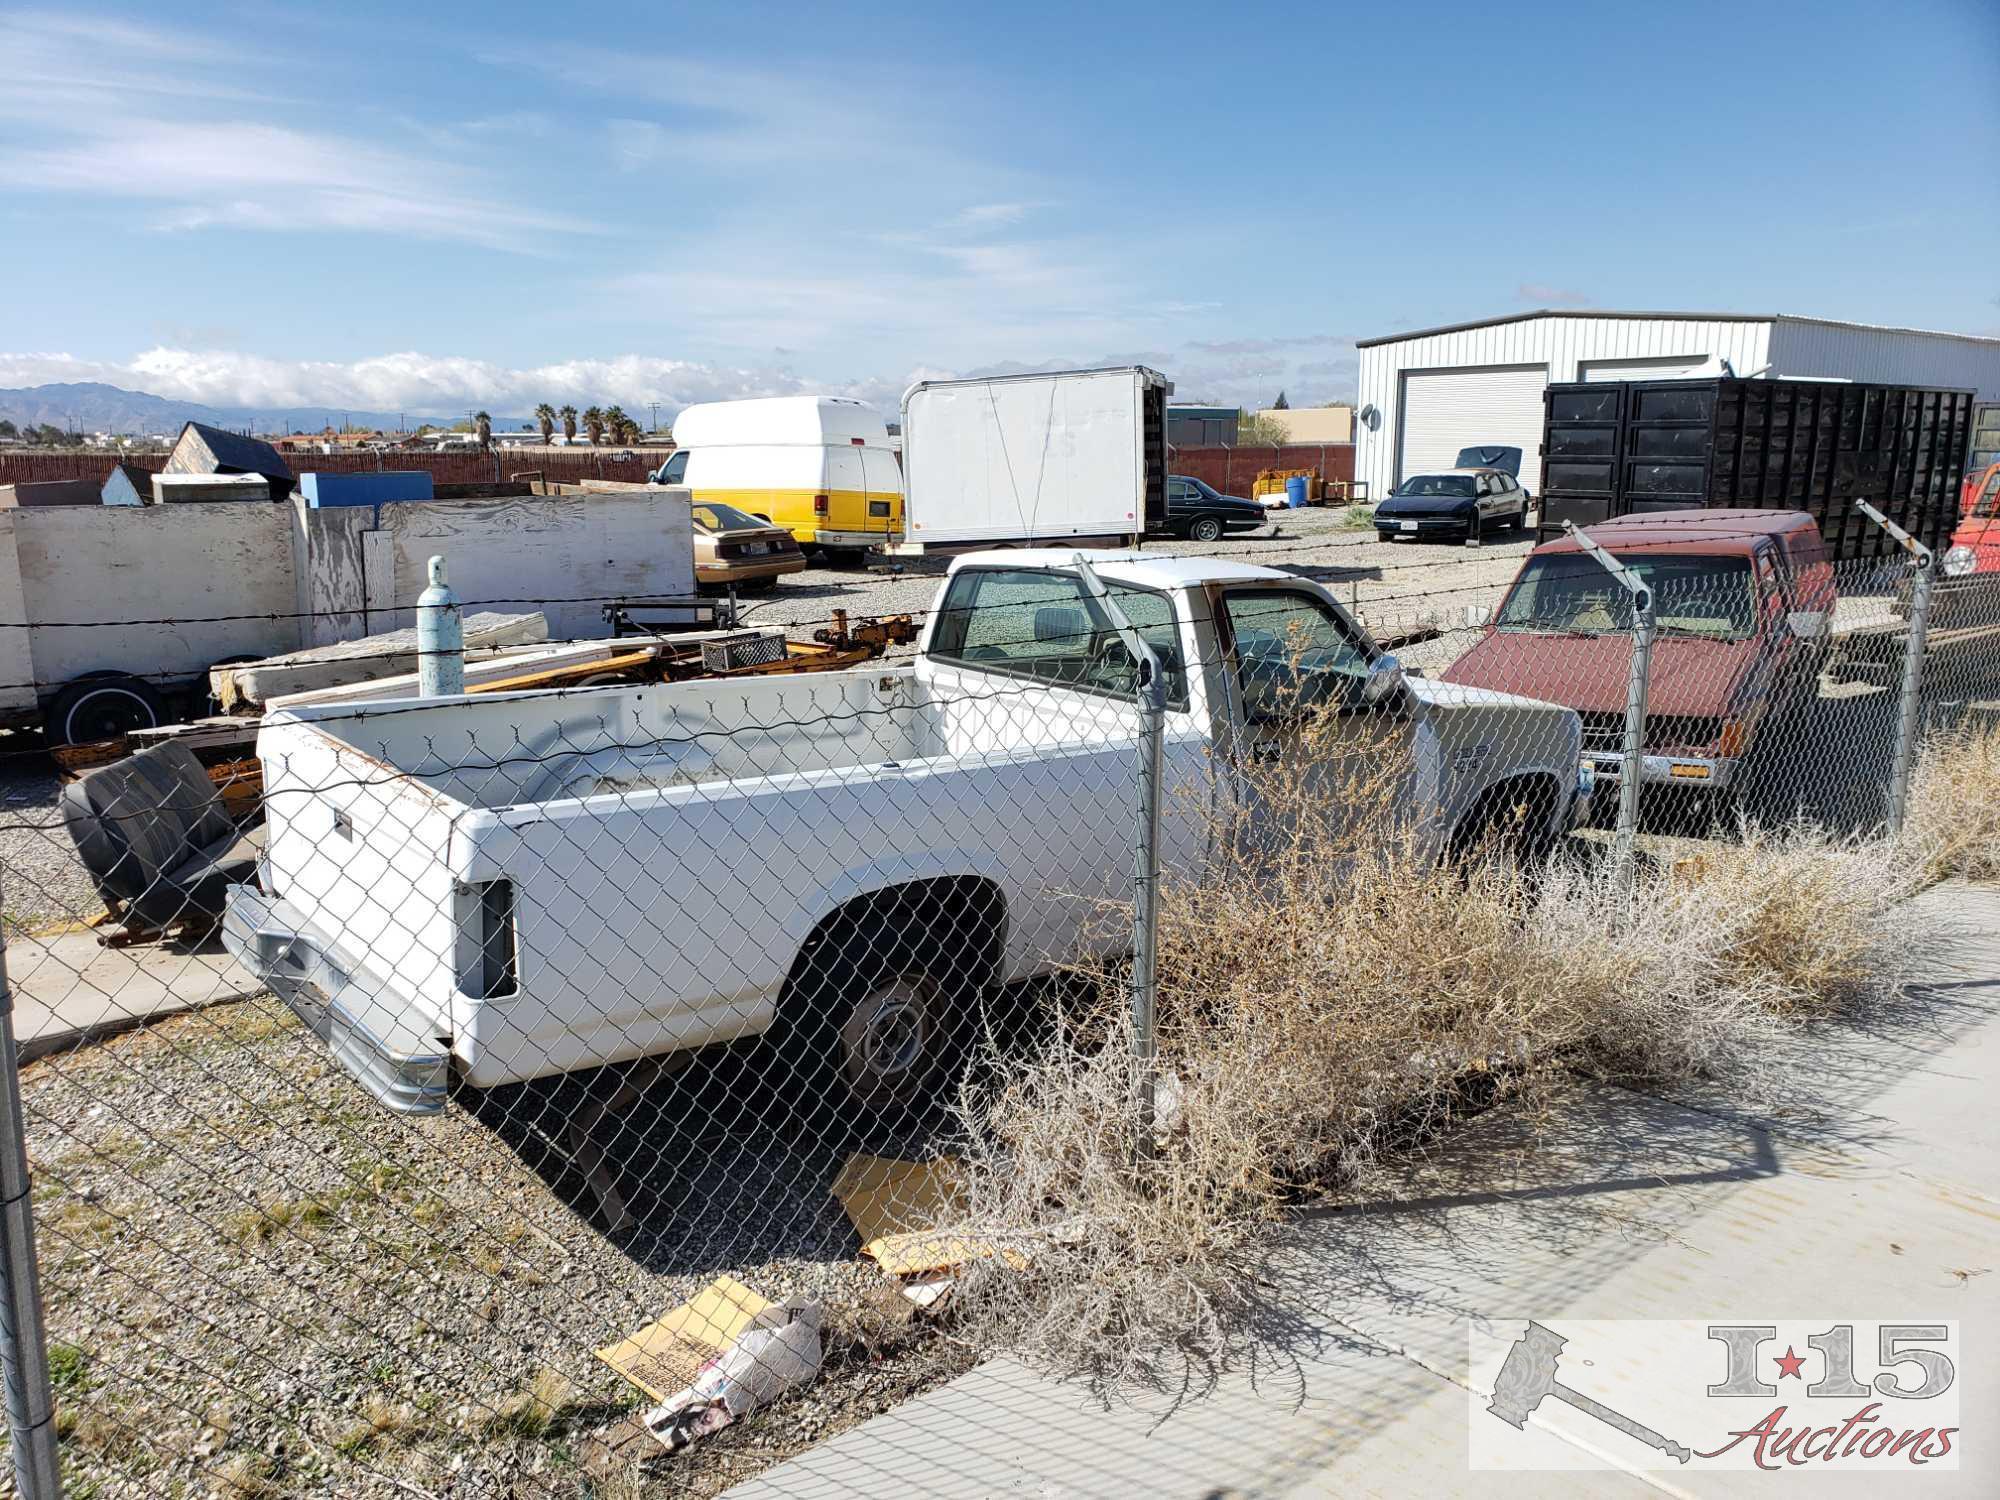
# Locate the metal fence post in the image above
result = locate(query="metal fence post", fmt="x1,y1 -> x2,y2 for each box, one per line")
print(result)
1564,523 -> 1655,884
1860,501 -> 1938,835
0,910 -> 63,1499
1071,556 -> 1165,1148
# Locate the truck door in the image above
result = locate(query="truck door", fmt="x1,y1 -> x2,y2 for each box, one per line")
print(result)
1212,583 -> 1411,841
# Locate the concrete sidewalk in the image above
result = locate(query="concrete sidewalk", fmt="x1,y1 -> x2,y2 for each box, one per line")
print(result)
4,927 -> 261,1060
728,882 -> 2000,1499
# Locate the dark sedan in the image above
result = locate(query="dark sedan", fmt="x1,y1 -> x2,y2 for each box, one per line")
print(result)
1374,468 -> 1530,543
1162,475 -> 1268,542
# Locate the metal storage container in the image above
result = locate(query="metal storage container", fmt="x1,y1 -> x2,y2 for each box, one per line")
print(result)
1539,376 -> 1974,558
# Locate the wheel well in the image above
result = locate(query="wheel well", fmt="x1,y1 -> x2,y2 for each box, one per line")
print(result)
788,876 -> 1007,996
1449,773 -> 1563,856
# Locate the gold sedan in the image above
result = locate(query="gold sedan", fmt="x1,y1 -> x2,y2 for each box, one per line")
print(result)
692,501 -> 809,591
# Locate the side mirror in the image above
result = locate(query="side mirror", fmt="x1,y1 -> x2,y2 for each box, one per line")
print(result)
1362,654 -> 1407,706
1786,610 -> 1828,641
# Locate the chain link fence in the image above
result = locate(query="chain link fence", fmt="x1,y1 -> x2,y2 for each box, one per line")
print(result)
0,520 -> 1996,1496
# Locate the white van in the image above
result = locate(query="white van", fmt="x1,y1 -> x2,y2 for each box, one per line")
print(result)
655,396 -> 903,556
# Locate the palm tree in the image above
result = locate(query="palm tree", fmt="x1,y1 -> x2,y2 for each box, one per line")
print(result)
534,403 -> 556,444
603,405 -> 629,445
558,404 -> 578,442
583,406 -> 605,445
474,411 -> 492,450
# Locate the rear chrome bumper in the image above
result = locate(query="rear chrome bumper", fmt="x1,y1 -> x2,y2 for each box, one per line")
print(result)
223,886 -> 451,1115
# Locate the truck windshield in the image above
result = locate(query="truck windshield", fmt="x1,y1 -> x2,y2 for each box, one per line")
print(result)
1494,554 -> 1756,639
1393,475 -> 1476,499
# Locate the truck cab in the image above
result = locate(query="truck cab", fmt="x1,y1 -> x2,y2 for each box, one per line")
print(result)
1442,509 -> 1833,819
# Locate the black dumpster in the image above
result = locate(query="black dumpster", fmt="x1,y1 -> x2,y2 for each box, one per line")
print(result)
1539,377 -> 1974,559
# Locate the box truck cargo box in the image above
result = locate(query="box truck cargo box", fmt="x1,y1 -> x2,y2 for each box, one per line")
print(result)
892,367 -> 1170,552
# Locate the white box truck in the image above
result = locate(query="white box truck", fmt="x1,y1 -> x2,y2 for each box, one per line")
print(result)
890,367 -> 1170,553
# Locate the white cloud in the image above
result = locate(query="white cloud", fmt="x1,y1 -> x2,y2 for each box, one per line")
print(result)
942,202 -> 1052,230
0,11 -> 599,248
0,348 -> 915,421
0,336 -> 1359,422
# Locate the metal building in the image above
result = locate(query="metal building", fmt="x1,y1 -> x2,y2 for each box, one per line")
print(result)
1167,404 -> 1239,447
1354,311 -> 2000,500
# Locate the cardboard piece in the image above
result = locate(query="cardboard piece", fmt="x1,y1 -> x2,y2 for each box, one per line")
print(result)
865,1230 -> 1029,1277
831,1152 -> 1026,1278
831,1153 -> 966,1244
594,1275 -> 771,1402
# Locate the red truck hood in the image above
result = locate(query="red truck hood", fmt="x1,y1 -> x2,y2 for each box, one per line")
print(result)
1442,629 -> 1761,717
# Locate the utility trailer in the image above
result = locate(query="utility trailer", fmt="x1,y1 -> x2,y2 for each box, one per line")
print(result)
0,488 -> 699,744
1539,377 -> 1974,560
888,367 -> 1170,553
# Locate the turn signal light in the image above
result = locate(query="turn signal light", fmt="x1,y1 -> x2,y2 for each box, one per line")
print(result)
1716,719 -> 1749,759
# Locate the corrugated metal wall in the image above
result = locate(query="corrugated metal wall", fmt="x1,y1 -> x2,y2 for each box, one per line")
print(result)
1356,317 -> 1773,498
1766,319 -> 2000,402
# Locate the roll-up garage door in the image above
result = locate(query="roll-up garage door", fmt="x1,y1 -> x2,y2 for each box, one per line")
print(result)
1579,355 -> 1712,382
1397,364 -> 1547,494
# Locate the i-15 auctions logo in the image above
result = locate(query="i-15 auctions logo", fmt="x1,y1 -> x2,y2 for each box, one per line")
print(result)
1469,1321 -> 1960,1471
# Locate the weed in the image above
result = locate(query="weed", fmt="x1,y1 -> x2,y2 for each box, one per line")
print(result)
334,1394 -> 418,1456
482,1367 -> 576,1441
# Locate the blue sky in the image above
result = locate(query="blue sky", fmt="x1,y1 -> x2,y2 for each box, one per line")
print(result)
0,0 -> 1995,419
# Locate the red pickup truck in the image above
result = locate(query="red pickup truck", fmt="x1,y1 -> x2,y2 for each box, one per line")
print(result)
1442,509 -> 1835,823
1936,461 -> 2000,619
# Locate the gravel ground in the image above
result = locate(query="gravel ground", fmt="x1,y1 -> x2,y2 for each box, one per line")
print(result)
12,997 -> 974,1498
0,762 -> 97,935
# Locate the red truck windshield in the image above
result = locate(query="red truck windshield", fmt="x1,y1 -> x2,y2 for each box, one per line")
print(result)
1494,554 -> 1756,639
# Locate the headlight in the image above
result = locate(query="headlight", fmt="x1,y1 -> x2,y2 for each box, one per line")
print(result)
1942,544 -> 1978,577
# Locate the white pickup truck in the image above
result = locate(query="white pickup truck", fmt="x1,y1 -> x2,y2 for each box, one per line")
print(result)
224,550 -> 1588,1116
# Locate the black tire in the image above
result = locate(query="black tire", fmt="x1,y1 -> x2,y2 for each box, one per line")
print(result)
775,924 -> 978,1118
1448,780 -> 1562,866
1505,501 -> 1528,531
46,673 -> 166,747
1189,515 -> 1224,544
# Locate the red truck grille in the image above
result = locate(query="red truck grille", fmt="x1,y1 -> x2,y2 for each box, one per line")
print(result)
1579,713 -> 1723,756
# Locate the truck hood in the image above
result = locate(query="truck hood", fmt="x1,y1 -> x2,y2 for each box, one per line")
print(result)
1406,673 -> 1571,715
1440,630 -> 1759,717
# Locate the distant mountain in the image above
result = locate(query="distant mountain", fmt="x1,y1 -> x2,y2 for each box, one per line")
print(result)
0,382 -> 533,437
0,382 -> 236,436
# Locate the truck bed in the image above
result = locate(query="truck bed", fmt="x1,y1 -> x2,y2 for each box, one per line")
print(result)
248,664 -> 1190,1096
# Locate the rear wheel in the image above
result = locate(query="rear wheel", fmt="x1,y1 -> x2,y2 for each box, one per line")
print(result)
46,673 -> 166,747
774,926 -> 977,1119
